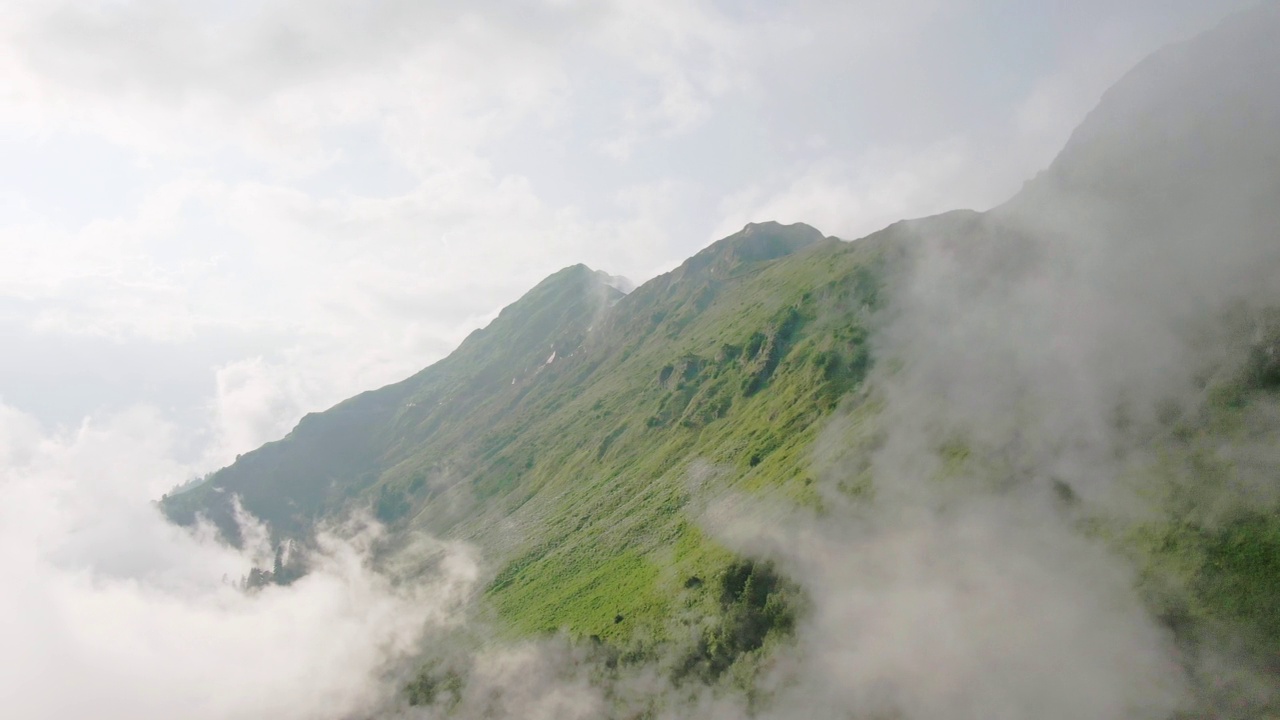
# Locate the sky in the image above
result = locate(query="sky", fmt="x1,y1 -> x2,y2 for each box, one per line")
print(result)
0,0 -> 1255,476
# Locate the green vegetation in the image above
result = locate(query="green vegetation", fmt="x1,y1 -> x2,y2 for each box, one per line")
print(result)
164,218 -> 1280,712
672,560 -> 800,684
165,214 -> 1280,666
1115,357 -> 1280,665
164,220 -> 896,644
403,558 -> 803,713
406,667 -> 465,709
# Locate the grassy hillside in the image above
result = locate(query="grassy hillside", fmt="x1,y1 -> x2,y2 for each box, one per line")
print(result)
164,213 -> 1280,664
164,219 -> 902,643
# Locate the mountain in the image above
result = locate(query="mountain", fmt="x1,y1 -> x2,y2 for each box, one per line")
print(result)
1007,3 -> 1280,314
1037,3 -> 1280,207
168,218 -> 886,641
166,6 -> 1280,710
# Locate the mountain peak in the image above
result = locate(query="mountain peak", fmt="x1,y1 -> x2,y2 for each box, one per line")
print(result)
729,220 -> 826,250
497,263 -> 619,316
680,221 -> 828,279
528,262 -> 597,288
741,219 -> 820,234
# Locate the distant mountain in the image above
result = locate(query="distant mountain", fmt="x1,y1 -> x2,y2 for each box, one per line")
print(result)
1038,3 -> 1280,206
1008,3 -> 1280,310
166,6 -> 1280,710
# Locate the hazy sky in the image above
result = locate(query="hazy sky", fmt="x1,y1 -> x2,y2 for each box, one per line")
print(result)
0,0 -> 1253,473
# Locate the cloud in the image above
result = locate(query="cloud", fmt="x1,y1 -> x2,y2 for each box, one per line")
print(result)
780,16 -> 1280,714
0,0 -> 740,171
0,401 -> 480,720
697,497 -> 1188,720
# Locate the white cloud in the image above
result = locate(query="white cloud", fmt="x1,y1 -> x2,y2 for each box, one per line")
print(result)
741,502 -> 1189,720
0,401 -> 480,720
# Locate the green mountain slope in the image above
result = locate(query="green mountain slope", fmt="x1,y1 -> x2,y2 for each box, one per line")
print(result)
167,219 -> 908,641
166,6 -> 1280,704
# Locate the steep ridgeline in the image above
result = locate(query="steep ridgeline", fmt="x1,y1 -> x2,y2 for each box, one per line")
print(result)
166,219 -> 895,639
166,5 -> 1280,698
165,264 -> 626,540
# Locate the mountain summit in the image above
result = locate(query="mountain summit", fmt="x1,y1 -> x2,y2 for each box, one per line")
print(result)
681,221 -> 827,277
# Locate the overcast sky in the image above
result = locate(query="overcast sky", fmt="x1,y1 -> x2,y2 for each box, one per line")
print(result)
0,0 -> 1254,475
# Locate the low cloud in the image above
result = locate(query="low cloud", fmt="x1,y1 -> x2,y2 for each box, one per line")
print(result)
702,496 -> 1188,720
0,402 -> 479,720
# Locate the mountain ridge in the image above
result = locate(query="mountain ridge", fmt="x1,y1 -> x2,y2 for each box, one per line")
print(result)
163,10 -> 1280,709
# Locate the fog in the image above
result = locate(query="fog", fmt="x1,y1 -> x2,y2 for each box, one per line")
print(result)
0,403 -> 479,720
735,8 -> 1280,717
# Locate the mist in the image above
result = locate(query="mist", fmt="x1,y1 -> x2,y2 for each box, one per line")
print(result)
732,7 -> 1280,717
0,403 -> 479,720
